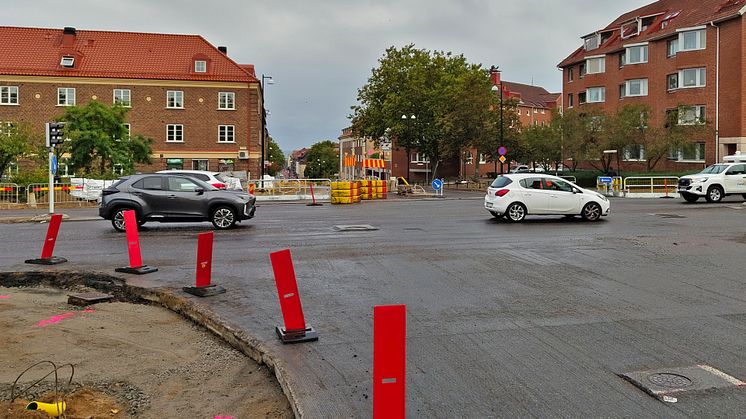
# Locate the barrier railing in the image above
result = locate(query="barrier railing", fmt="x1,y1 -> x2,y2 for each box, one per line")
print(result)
247,179 -> 331,202
0,183 -> 21,204
560,176 -> 577,183
26,183 -> 86,206
624,176 -> 679,197
596,176 -> 624,197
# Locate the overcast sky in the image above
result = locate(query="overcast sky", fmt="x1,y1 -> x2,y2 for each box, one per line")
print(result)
4,0 -> 651,153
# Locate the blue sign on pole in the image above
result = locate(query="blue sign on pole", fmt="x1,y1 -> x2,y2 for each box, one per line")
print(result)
51,155 -> 58,176
598,176 -> 612,184
498,146 -> 508,156
431,178 -> 443,191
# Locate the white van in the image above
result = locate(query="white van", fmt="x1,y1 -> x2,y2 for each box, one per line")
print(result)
677,152 -> 746,203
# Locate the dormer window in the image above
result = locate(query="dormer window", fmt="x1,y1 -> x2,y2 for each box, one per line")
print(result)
194,60 -> 207,73
583,33 -> 601,51
60,56 -> 75,68
621,19 -> 641,39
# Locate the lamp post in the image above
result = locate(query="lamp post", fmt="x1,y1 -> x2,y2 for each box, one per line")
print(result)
490,67 -> 504,175
401,114 -> 416,182
261,74 -> 274,188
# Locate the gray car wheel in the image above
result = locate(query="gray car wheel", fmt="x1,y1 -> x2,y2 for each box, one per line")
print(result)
211,206 -> 236,229
582,202 -> 602,221
506,203 -> 526,222
705,186 -> 723,203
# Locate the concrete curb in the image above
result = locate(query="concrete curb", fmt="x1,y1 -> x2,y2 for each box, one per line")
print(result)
0,214 -> 100,224
0,270 -> 304,419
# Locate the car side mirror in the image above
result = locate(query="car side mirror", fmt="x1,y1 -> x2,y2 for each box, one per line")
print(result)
195,187 -> 205,195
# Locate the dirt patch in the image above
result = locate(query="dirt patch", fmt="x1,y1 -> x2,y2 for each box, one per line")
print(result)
0,286 -> 292,418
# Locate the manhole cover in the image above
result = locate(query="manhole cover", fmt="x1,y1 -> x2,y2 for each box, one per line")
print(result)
334,224 -> 378,232
648,373 -> 692,388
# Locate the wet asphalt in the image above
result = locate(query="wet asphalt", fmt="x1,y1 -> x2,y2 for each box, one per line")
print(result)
3,193 -> 746,418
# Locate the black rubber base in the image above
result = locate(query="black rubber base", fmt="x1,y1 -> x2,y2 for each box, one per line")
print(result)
276,326 -> 318,344
183,284 -> 226,297
25,256 -> 68,265
115,265 -> 158,275
306,203 -> 324,206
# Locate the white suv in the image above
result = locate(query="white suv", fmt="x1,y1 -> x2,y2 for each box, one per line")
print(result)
678,154 -> 746,203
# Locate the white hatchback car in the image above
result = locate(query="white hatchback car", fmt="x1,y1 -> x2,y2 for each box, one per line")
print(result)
484,174 -> 610,222
156,170 -> 240,190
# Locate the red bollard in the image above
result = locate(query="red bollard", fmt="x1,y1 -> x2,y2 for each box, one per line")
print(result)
183,232 -> 226,297
115,210 -> 157,275
25,214 -> 67,265
374,305 -> 406,419
306,183 -> 323,207
269,249 -> 318,343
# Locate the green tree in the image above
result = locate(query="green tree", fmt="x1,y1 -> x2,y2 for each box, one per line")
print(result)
59,101 -> 153,176
266,136 -> 286,176
0,123 -> 36,178
519,124 -> 561,172
303,140 -> 338,178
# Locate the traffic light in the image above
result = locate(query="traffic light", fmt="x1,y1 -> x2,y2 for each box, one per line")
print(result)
47,122 -> 65,147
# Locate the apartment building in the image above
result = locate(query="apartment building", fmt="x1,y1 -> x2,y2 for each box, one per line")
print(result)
559,0 -> 746,168
0,26 -> 263,177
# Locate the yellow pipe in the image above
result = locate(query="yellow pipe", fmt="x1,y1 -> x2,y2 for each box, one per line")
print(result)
26,401 -> 66,417
398,177 -> 410,186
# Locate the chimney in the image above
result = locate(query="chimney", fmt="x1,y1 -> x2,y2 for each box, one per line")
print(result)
489,65 -> 501,85
62,27 -> 76,46
218,46 -> 227,55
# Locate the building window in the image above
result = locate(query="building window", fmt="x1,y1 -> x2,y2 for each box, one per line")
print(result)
478,153 -> 488,164
411,153 -> 430,163
667,74 -> 678,91
623,145 -> 645,161
585,57 -> 605,74
123,123 -> 131,140
60,56 -> 75,68
578,92 -> 587,104
678,105 -> 706,125
583,33 -> 601,51
624,45 -> 648,65
192,159 -> 209,171
667,38 -> 679,57
166,159 -> 184,170
679,29 -> 706,52
218,125 -> 235,143
586,87 -> 605,103
534,108 -> 539,114
113,89 -> 131,107
167,124 -> 184,142
218,92 -> 235,110
113,164 -> 124,176
567,68 -> 574,82
465,152 -> 473,165
670,143 -> 705,162
679,68 -> 706,88
194,60 -> 207,73
57,88 -> 76,106
619,52 -> 626,68
568,93 -> 574,108
167,91 -> 184,108
579,63 -> 586,78
620,79 -> 648,98
0,86 -> 18,105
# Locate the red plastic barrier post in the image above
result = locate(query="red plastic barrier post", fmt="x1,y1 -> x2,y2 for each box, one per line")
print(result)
41,214 -> 63,259
270,249 -> 317,343
124,210 -> 143,268
373,304 -> 406,419
307,183 -> 323,206
195,231 -> 213,287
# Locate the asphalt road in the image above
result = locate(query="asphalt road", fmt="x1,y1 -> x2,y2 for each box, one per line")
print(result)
3,194 -> 746,417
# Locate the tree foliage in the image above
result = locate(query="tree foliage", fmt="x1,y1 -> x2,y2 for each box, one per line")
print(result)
59,101 -> 153,176
303,140 -> 338,179
266,136 -> 286,176
0,123 -> 36,178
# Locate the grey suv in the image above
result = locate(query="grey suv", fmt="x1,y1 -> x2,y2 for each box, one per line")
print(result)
99,173 -> 256,231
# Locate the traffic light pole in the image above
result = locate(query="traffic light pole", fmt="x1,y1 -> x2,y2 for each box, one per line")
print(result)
45,123 -> 54,214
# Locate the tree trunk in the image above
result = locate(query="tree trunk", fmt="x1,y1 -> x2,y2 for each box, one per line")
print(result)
405,148 -> 411,182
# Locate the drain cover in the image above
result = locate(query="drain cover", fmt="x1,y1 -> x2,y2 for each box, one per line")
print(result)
334,224 -> 378,232
620,365 -> 745,401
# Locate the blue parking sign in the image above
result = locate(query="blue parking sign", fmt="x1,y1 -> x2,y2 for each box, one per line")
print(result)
431,179 -> 443,191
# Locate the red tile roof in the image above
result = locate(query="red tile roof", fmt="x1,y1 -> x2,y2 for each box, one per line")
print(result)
0,26 -> 259,83
502,81 -> 560,109
558,0 -> 746,67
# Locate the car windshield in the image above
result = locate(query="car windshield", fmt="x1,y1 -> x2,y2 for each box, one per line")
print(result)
490,176 -> 513,188
700,164 -> 728,174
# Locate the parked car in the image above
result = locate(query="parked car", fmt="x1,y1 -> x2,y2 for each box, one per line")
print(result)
156,169 -> 240,190
484,174 -> 610,222
99,173 -> 256,231
677,153 -> 746,203
510,165 -> 545,173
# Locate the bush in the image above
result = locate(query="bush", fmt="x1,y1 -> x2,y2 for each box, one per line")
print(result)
11,168 -> 49,186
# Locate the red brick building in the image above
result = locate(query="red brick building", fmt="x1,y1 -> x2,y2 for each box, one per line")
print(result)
0,26 -> 264,177
559,0 -> 746,169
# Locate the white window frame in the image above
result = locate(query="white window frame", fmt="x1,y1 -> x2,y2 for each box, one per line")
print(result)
583,33 -> 601,51
585,56 -> 605,74
624,43 -> 648,65
586,87 -> 606,103
57,88 -> 76,106
623,144 -> 646,161
478,153 -> 488,164
192,159 -> 209,171
60,56 -> 75,67
194,60 -> 207,73
678,105 -> 706,125
567,93 -> 574,108
218,125 -> 235,143
218,92 -> 235,110
670,142 -> 706,162
667,38 -> 679,57
113,89 -> 131,107
411,152 -> 430,163
166,124 -> 184,142
678,68 -> 706,89
123,123 -> 131,140
622,79 -> 648,97
0,86 -> 18,105
677,28 -> 706,52
166,90 -> 184,109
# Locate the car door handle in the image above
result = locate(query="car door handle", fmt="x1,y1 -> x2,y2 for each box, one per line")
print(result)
168,194 -> 177,199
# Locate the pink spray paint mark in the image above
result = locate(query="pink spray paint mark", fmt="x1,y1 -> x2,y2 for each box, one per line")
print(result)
214,416 -> 234,419
36,309 -> 95,327
0,296 -> 9,299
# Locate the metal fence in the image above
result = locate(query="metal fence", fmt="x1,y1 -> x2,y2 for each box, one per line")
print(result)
26,183 -> 86,206
246,179 -> 331,201
624,176 -> 679,197
0,183 -> 21,204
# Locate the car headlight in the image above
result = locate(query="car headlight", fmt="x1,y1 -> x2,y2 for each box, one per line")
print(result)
694,177 -> 709,183
595,193 -> 608,202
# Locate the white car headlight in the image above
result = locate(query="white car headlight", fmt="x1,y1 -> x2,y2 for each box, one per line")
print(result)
595,192 -> 608,202
694,177 -> 709,183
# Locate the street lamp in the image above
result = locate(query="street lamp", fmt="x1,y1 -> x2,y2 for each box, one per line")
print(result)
490,66 -> 504,175
261,74 -> 274,187
401,114 -> 416,182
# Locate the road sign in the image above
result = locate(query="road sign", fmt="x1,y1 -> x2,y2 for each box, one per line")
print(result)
498,155 -> 507,164
431,178 -> 443,191
498,146 -> 508,156
51,155 -> 58,176
598,177 -> 613,184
